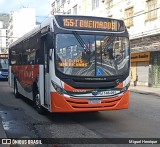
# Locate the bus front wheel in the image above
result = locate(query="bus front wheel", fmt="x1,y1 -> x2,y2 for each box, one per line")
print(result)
14,80 -> 20,98
33,88 -> 45,114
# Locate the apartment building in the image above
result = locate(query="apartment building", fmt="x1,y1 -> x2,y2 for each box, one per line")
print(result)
51,0 -> 82,15
7,8 -> 36,48
50,0 -> 160,87
100,0 -> 160,87
0,21 -> 7,54
51,0 -> 106,16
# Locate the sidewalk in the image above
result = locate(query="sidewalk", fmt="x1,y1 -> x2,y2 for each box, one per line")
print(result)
130,85 -> 160,97
0,117 -> 8,147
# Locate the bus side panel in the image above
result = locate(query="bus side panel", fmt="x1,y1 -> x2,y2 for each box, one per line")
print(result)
11,65 -> 39,100
50,90 -> 130,112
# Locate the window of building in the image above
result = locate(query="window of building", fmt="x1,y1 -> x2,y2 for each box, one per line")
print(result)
67,0 -> 70,4
67,9 -> 71,14
51,2 -> 55,8
0,36 -> 1,47
124,7 -> 134,28
106,0 -> 113,8
108,14 -> 112,18
57,0 -> 60,8
61,0 -> 66,4
51,2 -> 56,14
73,5 -> 77,14
92,0 -> 99,10
145,0 -> 157,21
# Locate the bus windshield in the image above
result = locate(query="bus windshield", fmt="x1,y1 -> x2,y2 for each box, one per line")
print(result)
56,33 -> 130,77
0,58 -> 8,70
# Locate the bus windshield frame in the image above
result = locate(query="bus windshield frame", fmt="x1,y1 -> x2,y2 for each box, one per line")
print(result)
55,32 -> 130,78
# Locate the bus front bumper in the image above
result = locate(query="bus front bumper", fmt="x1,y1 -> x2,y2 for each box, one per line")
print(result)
50,90 -> 130,112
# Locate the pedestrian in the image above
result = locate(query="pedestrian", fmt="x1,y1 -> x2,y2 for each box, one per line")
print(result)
134,74 -> 138,86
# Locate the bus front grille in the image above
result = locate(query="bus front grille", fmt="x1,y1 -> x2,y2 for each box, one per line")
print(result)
65,97 -> 121,109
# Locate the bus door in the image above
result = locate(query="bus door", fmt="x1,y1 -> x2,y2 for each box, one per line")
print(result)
42,31 -> 54,108
41,37 -> 50,107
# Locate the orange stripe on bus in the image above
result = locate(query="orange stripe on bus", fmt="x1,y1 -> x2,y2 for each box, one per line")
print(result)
64,83 -> 92,92
116,82 -> 123,88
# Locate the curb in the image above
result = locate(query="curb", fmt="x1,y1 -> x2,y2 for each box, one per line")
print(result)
131,90 -> 160,97
0,117 -> 7,138
0,118 -> 8,147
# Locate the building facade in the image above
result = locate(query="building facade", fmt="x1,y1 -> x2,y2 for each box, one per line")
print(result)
51,0 -> 106,16
131,35 -> 160,87
50,0 -> 160,87
51,0 -> 83,15
0,21 -> 7,54
7,8 -> 36,48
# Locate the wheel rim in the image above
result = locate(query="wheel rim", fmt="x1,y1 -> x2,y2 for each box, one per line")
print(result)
14,84 -> 17,95
35,93 -> 41,109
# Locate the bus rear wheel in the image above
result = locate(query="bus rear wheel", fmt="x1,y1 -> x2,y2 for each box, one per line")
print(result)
14,79 -> 20,98
33,88 -> 45,114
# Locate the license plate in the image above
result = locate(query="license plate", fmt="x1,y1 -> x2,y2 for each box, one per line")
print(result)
88,99 -> 101,104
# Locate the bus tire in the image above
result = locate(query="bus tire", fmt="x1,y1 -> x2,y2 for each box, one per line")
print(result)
33,87 -> 45,114
14,79 -> 20,98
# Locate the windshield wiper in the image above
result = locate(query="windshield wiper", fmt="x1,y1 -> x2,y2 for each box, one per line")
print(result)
102,34 -> 115,51
73,31 -> 89,52
72,31 -> 91,65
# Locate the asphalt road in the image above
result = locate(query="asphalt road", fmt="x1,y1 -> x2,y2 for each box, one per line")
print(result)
0,81 -> 160,147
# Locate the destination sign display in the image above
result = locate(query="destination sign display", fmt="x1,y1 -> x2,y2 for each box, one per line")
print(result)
0,54 -> 8,58
55,15 -> 125,32
57,59 -> 89,68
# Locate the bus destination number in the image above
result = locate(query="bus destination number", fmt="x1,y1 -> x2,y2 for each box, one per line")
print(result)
57,59 -> 88,67
63,18 -> 119,31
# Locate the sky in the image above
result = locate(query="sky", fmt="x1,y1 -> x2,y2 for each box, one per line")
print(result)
0,0 -> 52,22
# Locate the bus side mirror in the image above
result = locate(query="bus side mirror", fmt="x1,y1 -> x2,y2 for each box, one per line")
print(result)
49,49 -> 53,60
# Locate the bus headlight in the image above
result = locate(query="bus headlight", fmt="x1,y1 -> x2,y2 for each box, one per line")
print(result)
121,83 -> 130,93
0,71 -> 1,74
51,80 -> 66,95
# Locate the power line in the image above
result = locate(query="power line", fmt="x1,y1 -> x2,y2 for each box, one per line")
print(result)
105,0 -> 160,38
39,14 -> 51,24
124,6 -> 160,20
104,0 -> 160,21
0,36 -> 19,38
36,15 -> 50,18
125,6 -> 160,37
105,0 -> 126,9
130,27 -> 160,38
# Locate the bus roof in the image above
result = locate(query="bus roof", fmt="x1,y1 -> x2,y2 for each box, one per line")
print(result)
9,25 -> 41,48
9,15 -> 126,48
9,16 -> 53,48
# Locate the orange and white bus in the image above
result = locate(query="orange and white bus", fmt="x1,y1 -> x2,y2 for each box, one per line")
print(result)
9,15 -> 130,114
